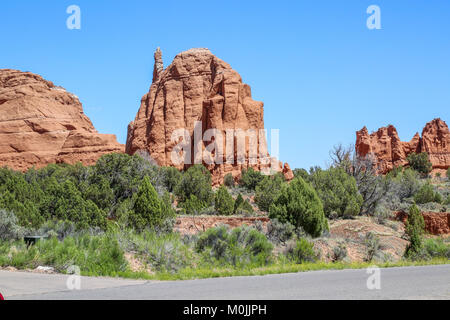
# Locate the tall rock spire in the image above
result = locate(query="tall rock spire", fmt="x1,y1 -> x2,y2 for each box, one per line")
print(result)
152,47 -> 163,83
126,48 -> 293,185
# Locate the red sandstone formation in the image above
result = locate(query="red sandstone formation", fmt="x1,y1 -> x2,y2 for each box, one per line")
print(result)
355,118 -> 450,174
395,211 -> 450,235
126,48 -> 293,184
0,69 -> 124,171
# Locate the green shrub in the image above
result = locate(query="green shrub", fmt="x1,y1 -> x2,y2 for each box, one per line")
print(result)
234,194 -> 244,213
180,195 -> 206,215
224,173 -> 235,187
117,229 -> 192,273
0,233 -> 127,275
422,238 -> 450,259
444,195 -> 450,205
214,186 -> 234,216
161,167 -> 182,192
331,242 -> 347,262
92,153 -> 160,204
0,154 -> 169,230
175,165 -> 213,204
309,167 -> 363,218
447,168 -> 450,179
239,168 -> 264,191
265,218 -> 295,244
233,194 -> 254,214
129,176 -> 175,231
292,168 -> 309,181
0,210 -> 25,241
195,225 -> 273,267
414,182 -> 441,204
405,204 -> 425,258
284,238 -> 317,263
407,152 -> 432,176
239,199 -> 254,214
269,177 -> 328,238
255,173 -> 285,212
364,232 -> 380,262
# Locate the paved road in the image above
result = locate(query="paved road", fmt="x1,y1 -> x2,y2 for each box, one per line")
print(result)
1,265 -> 449,300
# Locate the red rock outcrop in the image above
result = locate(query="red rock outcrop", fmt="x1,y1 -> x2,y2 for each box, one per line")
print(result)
174,216 -> 270,235
0,69 -> 124,171
355,118 -> 450,174
395,211 -> 450,235
126,48 -> 293,184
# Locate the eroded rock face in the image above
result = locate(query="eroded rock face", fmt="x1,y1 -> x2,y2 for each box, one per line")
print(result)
126,48 -> 293,184
0,69 -> 124,171
355,118 -> 449,173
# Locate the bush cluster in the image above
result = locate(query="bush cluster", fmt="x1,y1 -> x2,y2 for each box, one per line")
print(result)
255,173 -> 285,212
239,168 -> 264,191
407,152 -> 432,176
269,177 -> 328,238
414,182 -> 442,204
195,225 -> 273,267
284,238 -> 317,263
0,154 -> 173,230
308,167 -> 363,218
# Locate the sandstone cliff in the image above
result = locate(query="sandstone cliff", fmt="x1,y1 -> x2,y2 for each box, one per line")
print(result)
126,48 -> 293,184
0,69 -> 124,171
355,118 -> 450,174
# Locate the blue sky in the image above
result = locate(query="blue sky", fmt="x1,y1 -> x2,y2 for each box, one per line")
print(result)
1,0 -> 449,170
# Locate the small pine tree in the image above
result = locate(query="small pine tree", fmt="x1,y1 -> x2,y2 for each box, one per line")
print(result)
405,204 -> 425,258
234,193 -> 244,213
447,168 -> 450,180
215,185 -> 234,215
131,176 -> 171,230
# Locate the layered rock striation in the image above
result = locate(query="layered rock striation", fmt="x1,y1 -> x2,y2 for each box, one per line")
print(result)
0,69 -> 124,171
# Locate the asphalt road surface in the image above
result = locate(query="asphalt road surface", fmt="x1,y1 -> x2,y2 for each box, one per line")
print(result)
1,264 -> 449,300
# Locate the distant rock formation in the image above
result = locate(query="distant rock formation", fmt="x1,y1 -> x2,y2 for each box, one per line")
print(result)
126,48 -> 293,185
0,69 -> 124,171
355,118 -> 450,173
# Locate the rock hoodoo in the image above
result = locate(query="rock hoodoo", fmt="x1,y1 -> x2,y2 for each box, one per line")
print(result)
126,48 -> 293,184
0,69 -> 124,171
355,118 -> 450,173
